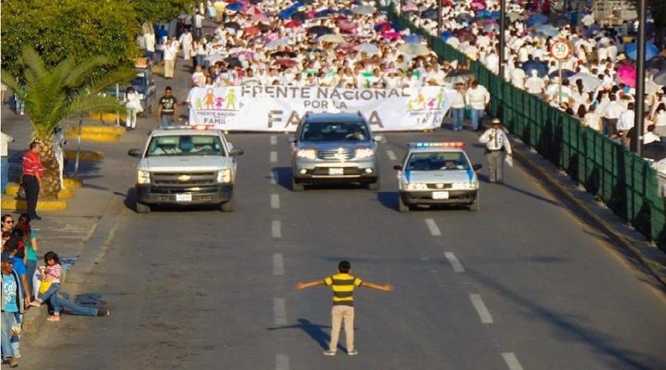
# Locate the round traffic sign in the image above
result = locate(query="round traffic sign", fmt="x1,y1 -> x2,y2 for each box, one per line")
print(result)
550,40 -> 572,60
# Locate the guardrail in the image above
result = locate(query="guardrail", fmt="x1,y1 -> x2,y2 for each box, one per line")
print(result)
383,5 -> 666,252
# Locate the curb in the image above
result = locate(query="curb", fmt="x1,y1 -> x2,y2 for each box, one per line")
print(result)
4,183 -> 76,200
64,149 -> 104,161
1,197 -> 68,211
510,138 -> 666,286
66,126 -> 125,143
87,113 -> 124,125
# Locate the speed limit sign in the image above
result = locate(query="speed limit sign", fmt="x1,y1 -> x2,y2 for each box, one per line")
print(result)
550,40 -> 572,60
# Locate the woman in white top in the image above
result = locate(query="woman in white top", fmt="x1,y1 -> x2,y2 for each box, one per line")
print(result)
125,87 -> 143,129
652,104 -> 666,137
583,105 -> 602,132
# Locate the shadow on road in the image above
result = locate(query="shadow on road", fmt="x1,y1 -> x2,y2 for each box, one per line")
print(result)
268,318 -> 355,352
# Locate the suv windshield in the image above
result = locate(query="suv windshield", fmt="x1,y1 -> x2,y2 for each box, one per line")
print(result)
146,135 -> 225,157
406,152 -> 470,171
300,121 -> 370,142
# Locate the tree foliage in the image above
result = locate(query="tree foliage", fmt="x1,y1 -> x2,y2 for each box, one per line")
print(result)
131,0 -> 197,23
1,0 -> 140,79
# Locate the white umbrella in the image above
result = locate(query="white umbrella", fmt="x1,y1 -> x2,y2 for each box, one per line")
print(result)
398,43 -> 429,57
319,34 -> 345,44
571,73 -> 602,92
358,43 -> 380,55
352,5 -> 375,15
266,37 -> 290,49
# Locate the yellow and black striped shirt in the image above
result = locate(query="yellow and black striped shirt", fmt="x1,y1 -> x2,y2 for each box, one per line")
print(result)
323,273 -> 363,306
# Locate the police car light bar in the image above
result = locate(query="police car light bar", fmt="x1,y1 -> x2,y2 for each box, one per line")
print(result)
410,142 -> 465,148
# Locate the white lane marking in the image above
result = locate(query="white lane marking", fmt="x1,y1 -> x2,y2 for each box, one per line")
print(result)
444,252 -> 465,273
271,193 -> 280,209
470,294 -> 494,324
273,297 -> 287,325
273,253 -> 285,276
271,135 -> 278,145
501,353 -> 524,370
270,170 -> 277,185
386,149 -> 397,161
425,218 -> 441,236
270,151 -> 278,163
276,354 -> 290,370
272,220 -> 282,239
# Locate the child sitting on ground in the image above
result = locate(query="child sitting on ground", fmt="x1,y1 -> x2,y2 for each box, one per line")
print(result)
29,251 -> 63,321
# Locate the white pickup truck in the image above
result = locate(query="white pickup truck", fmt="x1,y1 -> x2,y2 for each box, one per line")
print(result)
128,127 -> 243,213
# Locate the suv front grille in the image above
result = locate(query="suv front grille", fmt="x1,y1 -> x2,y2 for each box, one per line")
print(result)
152,172 -> 216,186
317,149 -> 354,161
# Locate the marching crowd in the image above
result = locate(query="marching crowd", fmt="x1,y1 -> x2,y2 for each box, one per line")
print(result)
403,0 -> 666,151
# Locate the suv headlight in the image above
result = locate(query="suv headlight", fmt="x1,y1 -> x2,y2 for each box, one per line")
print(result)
406,183 -> 428,191
296,149 -> 316,160
355,148 -> 375,159
137,170 -> 150,184
453,182 -> 479,190
217,169 -> 232,183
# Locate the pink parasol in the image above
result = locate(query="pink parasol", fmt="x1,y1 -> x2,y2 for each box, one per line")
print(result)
471,0 -> 487,11
382,30 -> 401,41
284,20 -> 301,28
274,58 -> 297,68
337,19 -> 356,33
243,26 -> 260,37
617,63 -> 637,87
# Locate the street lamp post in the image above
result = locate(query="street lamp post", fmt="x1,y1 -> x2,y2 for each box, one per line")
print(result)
498,0 -> 506,80
437,0 -> 442,37
632,0 -> 646,155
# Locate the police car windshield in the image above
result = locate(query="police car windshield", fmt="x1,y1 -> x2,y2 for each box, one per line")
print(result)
146,135 -> 226,157
300,121 -> 370,142
406,152 -> 469,171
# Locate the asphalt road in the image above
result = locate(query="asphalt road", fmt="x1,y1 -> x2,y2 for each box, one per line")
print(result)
20,126 -> 666,370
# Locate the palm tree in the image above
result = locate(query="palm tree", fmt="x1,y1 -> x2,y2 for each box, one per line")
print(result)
1,47 -> 132,199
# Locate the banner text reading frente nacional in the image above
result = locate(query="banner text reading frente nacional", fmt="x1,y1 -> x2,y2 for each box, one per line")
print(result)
187,85 -> 456,132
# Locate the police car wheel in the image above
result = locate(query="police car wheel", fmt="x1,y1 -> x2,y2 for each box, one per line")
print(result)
221,198 -> 234,212
398,197 -> 410,212
136,201 -> 151,214
468,196 -> 480,211
291,178 -> 304,192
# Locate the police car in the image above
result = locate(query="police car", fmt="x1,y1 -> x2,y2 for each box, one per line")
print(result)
393,142 -> 482,212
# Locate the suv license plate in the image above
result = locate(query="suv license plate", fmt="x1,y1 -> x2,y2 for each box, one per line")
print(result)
176,193 -> 192,202
328,168 -> 344,175
432,191 -> 449,200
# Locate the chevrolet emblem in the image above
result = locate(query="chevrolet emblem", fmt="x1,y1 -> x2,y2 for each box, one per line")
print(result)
333,148 -> 347,162
436,183 -> 444,189
178,174 -> 191,182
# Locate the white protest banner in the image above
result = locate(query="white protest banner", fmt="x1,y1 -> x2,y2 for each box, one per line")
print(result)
187,85 -> 456,132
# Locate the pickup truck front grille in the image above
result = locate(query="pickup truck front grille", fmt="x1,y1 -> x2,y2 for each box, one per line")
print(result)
152,172 -> 216,186
426,183 -> 452,190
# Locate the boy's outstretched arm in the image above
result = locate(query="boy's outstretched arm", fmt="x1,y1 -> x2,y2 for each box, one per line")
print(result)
296,280 -> 324,290
362,281 -> 394,292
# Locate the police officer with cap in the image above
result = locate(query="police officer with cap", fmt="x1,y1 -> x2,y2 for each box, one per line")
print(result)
479,118 -> 512,183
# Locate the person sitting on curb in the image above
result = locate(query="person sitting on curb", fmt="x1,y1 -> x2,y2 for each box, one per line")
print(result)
29,251 -> 110,321
296,260 -> 393,356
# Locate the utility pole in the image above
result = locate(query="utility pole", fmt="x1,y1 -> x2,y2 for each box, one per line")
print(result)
498,0 -> 506,80
631,0 -> 646,155
437,0 -> 442,37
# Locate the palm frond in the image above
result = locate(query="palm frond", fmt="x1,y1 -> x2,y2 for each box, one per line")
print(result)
20,48 -> 47,80
0,71 -> 24,98
67,94 -> 126,117
85,67 -> 135,95
63,55 -> 111,88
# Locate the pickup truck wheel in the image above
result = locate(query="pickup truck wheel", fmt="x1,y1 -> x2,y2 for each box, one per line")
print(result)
469,193 -> 480,211
221,199 -> 234,212
367,181 -> 379,191
398,196 -> 410,213
291,178 -> 304,192
136,202 -> 151,214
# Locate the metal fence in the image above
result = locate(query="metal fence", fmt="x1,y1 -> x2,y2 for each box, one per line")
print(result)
385,6 -> 666,251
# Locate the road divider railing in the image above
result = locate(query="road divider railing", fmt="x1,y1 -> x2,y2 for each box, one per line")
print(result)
382,4 -> 666,252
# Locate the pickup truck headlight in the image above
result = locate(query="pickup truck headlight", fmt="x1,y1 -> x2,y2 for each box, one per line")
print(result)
453,182 -> 475,190
296,149 -> 316,160
137,170 -> 150,184
406,183 -> 428,191
217,169 -> 232,183
355,148 -> 375,159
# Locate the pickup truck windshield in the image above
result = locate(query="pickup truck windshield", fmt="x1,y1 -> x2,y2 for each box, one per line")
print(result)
300,121 -> 370,142
406,152 -> 470,171
146,135 -> 226,157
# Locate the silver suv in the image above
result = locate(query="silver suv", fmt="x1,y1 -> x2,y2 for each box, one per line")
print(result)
128,127 -> 243,213
291,112 -> 381,191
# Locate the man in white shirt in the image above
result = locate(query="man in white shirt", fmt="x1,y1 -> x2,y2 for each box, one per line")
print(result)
479,119 -> 513,184
449,83 -> 466,131
602,95 -> 625,136
510,61 -> 526,89
144,30 -> 156,64
194,11 -> 205,39
617,102 -> 635,137
465,80 -> 490,131
163,38 -> 178,79
525,70 -> 545,95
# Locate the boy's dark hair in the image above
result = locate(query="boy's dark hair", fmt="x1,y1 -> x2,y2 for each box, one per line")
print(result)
44,251 -> 60,265
338,260 -> 351,273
